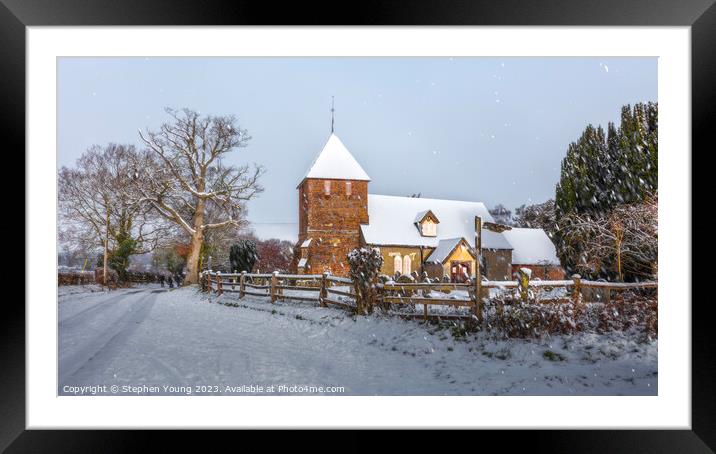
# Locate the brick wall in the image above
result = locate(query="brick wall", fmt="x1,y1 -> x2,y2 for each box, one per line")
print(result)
483,249 -> 513,281
510,264 -> 566,280
296,178 -> 369,276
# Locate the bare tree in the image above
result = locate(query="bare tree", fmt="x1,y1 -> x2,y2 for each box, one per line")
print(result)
136,108 -> 264,284
58,144 -> 169,283
559,195 -> 657,281
513,199 -> 557,236
489,203 -> 513,226
255,238 -> 295,273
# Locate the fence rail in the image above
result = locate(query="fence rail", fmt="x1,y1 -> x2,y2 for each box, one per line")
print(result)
201,270 -> 657,321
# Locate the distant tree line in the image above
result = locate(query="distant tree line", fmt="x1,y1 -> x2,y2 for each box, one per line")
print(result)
58,108 -> 265,285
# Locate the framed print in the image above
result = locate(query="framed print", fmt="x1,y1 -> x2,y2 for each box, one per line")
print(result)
7,0 -> 713,450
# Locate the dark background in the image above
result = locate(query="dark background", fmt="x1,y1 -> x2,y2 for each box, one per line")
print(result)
3,0 -> 711,452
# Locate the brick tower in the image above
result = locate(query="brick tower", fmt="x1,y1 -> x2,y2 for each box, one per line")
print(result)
295,134 -> 370,276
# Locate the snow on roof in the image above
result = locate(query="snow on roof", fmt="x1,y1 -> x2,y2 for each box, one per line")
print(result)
425,237 -> 472,264
301,238 -> 312,248
297,258 -> 307,268
361,194 -> 512,250
503,228 -> 561,266
298,134 -> 370,186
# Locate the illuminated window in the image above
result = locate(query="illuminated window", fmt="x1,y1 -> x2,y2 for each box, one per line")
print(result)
394,255 -> 402,274
324,180 -> 331,195
402,255 -> 412,275
345,181 -> 352,196
422,220 -> 437,236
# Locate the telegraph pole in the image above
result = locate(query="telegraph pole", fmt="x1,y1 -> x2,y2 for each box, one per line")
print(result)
103,205 -> 110,288
474,216 -> 483,324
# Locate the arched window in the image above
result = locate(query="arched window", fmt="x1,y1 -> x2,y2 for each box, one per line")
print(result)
323,180 -> 331,195
403,255 -> 412,275
394,255 -> 402,275
345,181 -> 352,196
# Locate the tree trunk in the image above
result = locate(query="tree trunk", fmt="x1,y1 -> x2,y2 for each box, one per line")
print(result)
103,206 -> 110,288
184,200 -> 205,285
184,229 -> 204,284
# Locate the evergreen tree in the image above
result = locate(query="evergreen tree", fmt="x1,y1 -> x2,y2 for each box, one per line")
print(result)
555,102 -> 657,219
229,239 -> 259,273
554,102 -> 658,275
108,231 -> 137,282
555,124 -> 610,217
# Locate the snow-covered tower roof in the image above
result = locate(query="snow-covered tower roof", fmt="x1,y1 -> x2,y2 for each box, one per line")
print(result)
297,134 -> 371,187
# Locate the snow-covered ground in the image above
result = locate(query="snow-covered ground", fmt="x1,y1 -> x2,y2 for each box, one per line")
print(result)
58,285 -> 657,396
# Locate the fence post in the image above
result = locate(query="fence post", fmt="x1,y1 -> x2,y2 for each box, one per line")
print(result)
320,272 -> 328,307
232,270 -> 237,290
604,287 -> 611,304
217,271 -> 223,296
423,301 -> 429,321
571,274 -> 582,305
207,271 -> 212,293
518,268 -> 531,303
270,271 -> 278,303
239,271 -> 246,298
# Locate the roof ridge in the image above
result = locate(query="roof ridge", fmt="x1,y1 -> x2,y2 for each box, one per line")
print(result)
368,193 -> 487,205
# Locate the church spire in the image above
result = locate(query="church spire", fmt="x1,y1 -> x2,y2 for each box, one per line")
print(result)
330,96 -> 335,133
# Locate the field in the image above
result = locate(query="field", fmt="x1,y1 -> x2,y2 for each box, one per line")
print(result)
58,285 -> 657,396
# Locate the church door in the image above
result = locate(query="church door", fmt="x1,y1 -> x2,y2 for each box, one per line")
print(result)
450,261 -> 471,283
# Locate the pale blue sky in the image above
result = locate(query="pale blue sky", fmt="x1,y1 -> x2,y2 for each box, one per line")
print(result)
58,57 -> 657,226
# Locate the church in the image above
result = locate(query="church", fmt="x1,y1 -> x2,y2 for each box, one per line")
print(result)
293,133 -> 564,282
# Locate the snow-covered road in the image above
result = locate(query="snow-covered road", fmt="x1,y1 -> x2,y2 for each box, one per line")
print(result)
58,286 -> 657,396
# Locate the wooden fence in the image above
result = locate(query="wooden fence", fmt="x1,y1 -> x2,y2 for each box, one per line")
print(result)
203,271 -> 357,308
202,271 -> 657,321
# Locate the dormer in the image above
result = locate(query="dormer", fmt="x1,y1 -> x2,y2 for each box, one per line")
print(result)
414,210 -> 439,237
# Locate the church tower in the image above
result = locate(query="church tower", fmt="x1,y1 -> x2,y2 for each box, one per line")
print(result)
295,134 -> 370,276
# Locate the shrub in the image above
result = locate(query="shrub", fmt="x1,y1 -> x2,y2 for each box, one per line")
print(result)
58,271 -> 95,286
484,298 -> 584,339
543,350 -> 566,361
229,239 -> 258,273
347,247 -> 383,314
597,291 -> 657,339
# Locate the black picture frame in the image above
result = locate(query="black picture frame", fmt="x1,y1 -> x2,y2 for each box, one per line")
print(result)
5,0 -> 711,451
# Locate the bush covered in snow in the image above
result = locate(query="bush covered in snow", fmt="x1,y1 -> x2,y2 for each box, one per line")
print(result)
558,195 -> 658,281
597,291 -> 658,340
347,247 -> 383,314
478,291 -> 657,340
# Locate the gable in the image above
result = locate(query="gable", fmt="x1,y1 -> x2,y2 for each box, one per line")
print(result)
413,209 -> 440,224
425,237 -> 476,264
